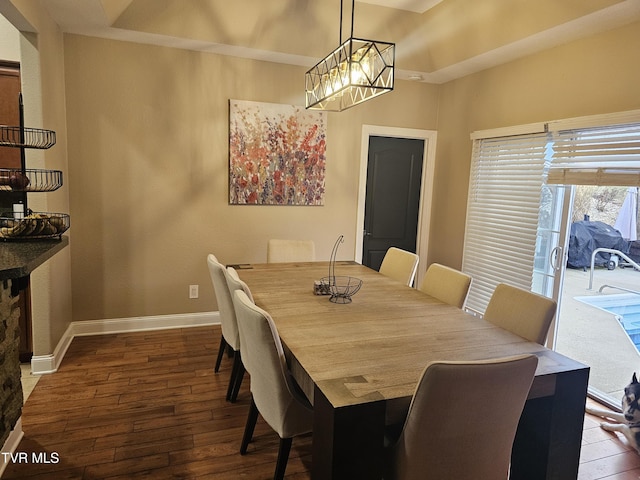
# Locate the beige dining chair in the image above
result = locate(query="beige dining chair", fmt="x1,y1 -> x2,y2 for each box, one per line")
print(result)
379,247 -> 419,286
224,266 -> 254,402
484,283 -> 557,345
384,354 -> 538,480
418,263 -> 472,308
232,289 -> 313,480
267,239 -> 315,263
207,254 -> 244,403
227,266 -> 254,302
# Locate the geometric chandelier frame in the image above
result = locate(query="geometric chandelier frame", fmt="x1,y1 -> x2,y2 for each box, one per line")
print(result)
305,0 -> 395,111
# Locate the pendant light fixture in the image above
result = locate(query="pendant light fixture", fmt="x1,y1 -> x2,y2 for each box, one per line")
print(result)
305,0 -> 395,111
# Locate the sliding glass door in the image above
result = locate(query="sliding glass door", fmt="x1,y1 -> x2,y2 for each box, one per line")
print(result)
533,184 -> 574,345
553,185 -> 640,408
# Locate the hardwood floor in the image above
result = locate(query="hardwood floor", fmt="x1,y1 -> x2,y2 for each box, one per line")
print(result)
4,325 -> 640,479
4,326 -> 311,479
581,398 -> 640,479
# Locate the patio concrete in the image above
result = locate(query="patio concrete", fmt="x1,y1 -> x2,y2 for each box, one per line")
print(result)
555,265 -> 640,402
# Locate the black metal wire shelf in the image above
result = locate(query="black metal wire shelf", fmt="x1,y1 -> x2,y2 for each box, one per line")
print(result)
0,125 -> 56,149
0,212 -> 69,240
0,168 -> 63,192
0,95 -> 69,241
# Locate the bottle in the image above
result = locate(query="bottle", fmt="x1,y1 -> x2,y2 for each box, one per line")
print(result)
13,201 -> 24,219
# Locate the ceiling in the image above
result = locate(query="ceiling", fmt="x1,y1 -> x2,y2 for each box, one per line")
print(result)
5,0 -> 640,83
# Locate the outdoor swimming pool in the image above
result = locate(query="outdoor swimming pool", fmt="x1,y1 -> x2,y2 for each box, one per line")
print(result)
576,293 -> 640,350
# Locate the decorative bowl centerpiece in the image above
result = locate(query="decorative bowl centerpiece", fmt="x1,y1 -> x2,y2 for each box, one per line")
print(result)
320,235 -> 362,303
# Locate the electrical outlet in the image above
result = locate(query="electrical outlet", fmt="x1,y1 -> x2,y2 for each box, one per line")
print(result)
189,284 -> 199,299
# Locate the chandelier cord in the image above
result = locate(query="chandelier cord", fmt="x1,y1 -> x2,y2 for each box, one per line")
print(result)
339,0 -> 343,44
350,0 -> 355,40
339,0 -> 357,44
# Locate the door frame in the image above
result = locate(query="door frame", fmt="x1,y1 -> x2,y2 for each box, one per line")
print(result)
544,185 -> 575,350
356,125 -> 437,287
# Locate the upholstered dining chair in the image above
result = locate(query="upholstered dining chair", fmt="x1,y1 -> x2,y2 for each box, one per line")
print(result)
232,289 -> 313,480
484,283 -> 557,345
379,247 -> 419,286
224,266 -> 254,402
227,266 -> 254,301
267,239 -> 315,263
207,254 -> 243,403
418,263 -> 472,309
384,354 -> 538,480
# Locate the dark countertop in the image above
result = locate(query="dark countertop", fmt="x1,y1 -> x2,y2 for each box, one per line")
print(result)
0,236 -> 69,280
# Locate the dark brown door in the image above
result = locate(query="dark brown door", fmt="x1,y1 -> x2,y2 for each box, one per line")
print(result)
0,61 -> 22,168
362,136 -> 424,271
0,61 -> 32,361
0,62 -> 24,212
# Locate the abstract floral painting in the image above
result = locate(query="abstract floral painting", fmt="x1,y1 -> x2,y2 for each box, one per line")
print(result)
229,100 -> 327,205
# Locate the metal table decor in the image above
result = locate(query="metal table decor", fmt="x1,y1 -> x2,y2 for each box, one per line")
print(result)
320,235 -> 362,303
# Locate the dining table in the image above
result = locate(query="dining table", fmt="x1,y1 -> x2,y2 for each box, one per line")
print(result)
236,261 -> 590,480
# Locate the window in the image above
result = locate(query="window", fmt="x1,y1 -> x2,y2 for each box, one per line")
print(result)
462,132 -> 550,314
548,123 -> 640,187
463,110 -> 640,314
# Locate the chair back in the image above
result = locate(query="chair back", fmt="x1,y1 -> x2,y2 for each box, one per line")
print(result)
484,283 -> 557,345
232,290 -> 312,439
267,239 -> 315,263
207,254 -> 240,350
418,263 -> 472,308
387,355 -> 538,480
226,266 -> 254,303
379,247 -> 419,286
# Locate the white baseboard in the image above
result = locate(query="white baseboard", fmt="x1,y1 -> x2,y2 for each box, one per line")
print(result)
0,417 -> 23,477
31,311 -> 220,375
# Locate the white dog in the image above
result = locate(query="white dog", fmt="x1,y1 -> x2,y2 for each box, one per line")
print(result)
586,373 -> 640,453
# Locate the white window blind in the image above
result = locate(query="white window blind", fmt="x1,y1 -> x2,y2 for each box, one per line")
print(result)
547,123 -> 640,186
462,133 -> 550,315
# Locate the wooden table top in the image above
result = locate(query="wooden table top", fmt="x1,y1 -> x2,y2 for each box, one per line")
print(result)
238,261 -> 587,408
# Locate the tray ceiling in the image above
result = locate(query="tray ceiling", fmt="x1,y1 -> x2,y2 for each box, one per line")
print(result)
3,0 -> 640,83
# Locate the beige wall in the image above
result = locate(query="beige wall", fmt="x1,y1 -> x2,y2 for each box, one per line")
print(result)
429,19 -> 640,269
63,35 -> 439,321
0,14 -> 20,61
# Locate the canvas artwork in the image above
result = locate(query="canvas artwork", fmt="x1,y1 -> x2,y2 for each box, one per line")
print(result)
229,99 -> 327,205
